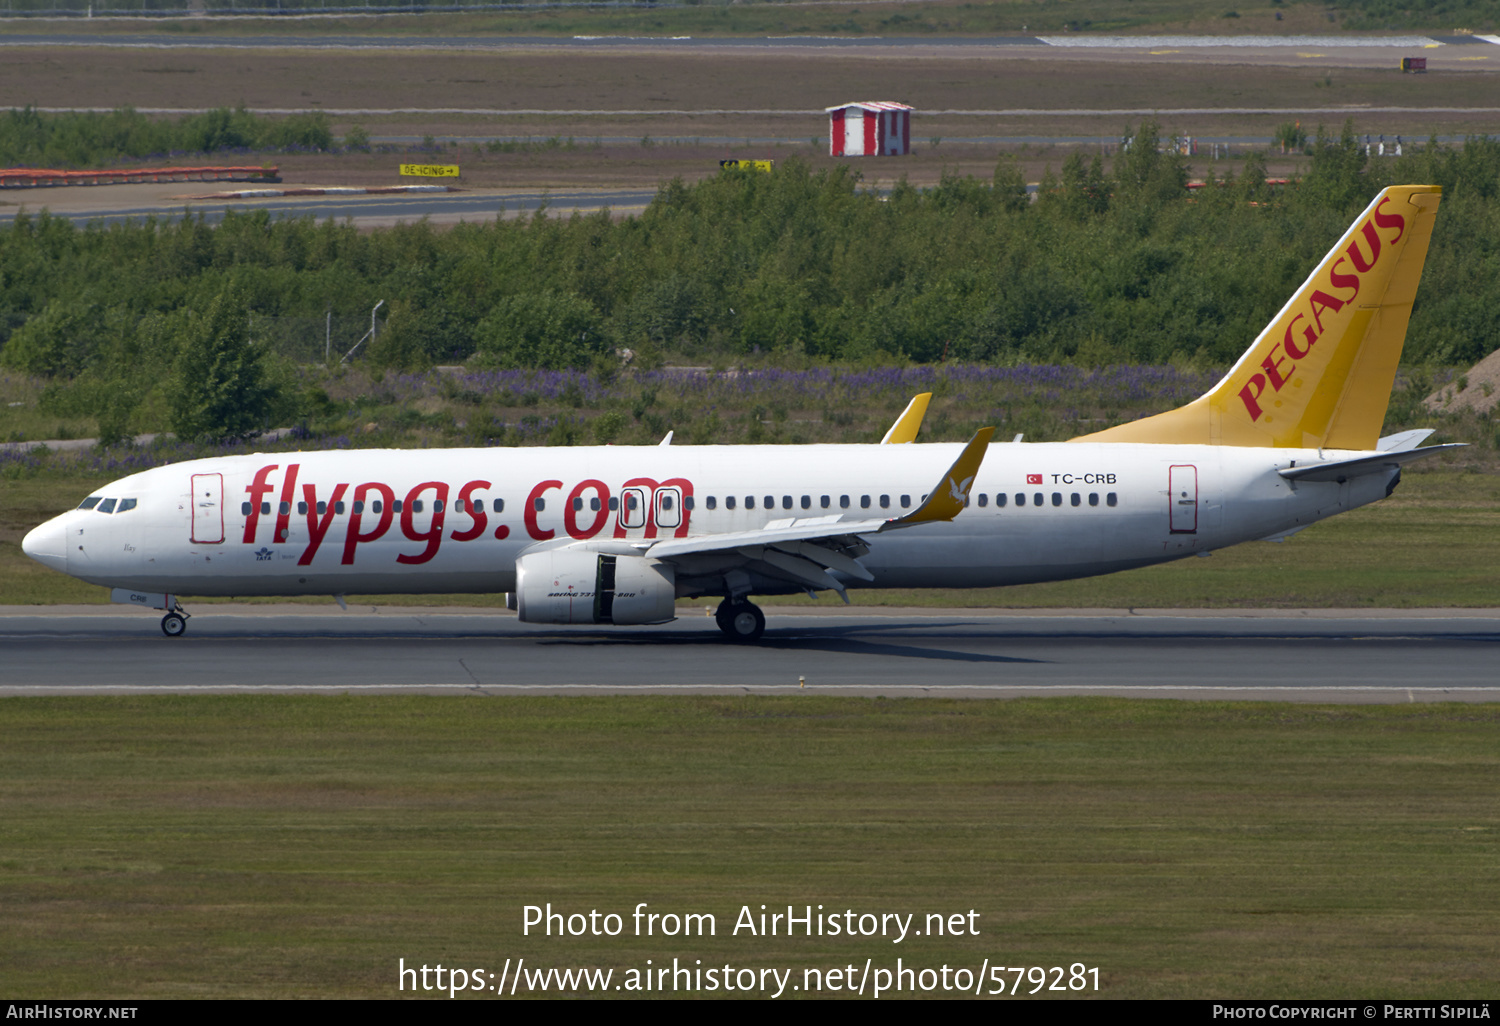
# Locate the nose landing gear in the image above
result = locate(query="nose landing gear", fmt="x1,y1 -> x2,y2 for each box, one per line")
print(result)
160,602 -> 192,637
715,599 -> 765,642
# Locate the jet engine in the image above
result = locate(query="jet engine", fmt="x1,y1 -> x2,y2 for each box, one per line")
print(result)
514,549 -> 676,625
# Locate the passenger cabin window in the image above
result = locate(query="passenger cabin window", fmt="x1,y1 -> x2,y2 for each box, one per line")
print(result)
661,495 -> 674,511
900,495 -> 911,508
1071,493 -> 1081,507
820,495 -> 830,509
79,496 -> 102,510
335,501 -> 346,515
1107,492 -> 1118,507
532,498 -> 544,512
801,496 -> 811,510
370,500 -> 381,514
996,493 -> 1007,507
745,496 -> 755,510
879,495 -> 890,509
1051,493 -> 1062,507
97,498 -> 117,514
572,497 -> 584,511
412,500 -> 424,513
764,496 -> 774,510
279,501 -> 291,515
609,497 -> 620,511
492,498 -> 505,514
298,501 -> 308,515
1089,493 -> 1099,507
860,495 -> 871,509
590,497 -> 602,511
725,496 -> 736,510
977,494 -> 988,507
317,501 -> 327,515
1034,492 -> 1044,506
353,501 -> 365,515
840,495 -> 850,509
261,502 -> 271,516
706,496 -> 718,510
684,496 -> 695,511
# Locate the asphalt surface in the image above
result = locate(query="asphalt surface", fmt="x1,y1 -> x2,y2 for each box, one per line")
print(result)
0,32 -> 1482,51
0,33 -> 1052,50
2,608 -> 1497,701
0,187 -> 656,226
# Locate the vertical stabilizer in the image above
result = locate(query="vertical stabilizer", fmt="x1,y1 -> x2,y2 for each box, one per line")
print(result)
1072,185 -> 1442,449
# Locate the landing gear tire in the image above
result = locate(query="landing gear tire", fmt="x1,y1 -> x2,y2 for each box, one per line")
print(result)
161,612 -> 187,637
716,600 -> 765,642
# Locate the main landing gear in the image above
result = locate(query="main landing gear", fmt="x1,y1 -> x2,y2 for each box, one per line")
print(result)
160,602 -> 191,638
715,599 -> 765,642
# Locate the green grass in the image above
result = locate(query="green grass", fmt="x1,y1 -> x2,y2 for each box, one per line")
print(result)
0,696 -> 1495,998
0,1 -> 1346,40
5,469 -> 1498,608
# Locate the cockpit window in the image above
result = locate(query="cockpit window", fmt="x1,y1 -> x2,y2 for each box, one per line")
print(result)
97,498 -> 117,514
116,498 -> 137,513
78,496 -> 102,510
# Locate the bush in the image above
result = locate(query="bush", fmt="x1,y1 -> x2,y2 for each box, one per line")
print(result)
167,285 -> 279,442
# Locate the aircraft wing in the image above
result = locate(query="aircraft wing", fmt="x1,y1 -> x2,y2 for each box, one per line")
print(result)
1278,444 -> 1465,483
644,428 -> 995,594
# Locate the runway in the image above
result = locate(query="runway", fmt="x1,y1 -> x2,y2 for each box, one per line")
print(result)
2,608 -> 1497,701
0,32 -> 1484,51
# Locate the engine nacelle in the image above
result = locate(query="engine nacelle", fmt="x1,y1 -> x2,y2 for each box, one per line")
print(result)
515,549 -> 676,625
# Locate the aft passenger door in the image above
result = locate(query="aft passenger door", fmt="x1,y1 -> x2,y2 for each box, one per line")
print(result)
1169,465 -> 1198,534
190,473 -> 224,544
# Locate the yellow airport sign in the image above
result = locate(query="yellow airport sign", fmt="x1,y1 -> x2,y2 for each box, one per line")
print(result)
400,164 -> 460,177
720,159 -> 774,172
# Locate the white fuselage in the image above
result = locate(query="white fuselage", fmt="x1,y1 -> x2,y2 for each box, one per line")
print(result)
24,442 -> 1394,600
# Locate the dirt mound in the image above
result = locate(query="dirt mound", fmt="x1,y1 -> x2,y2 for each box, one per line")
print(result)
1424,347 -> 1500,415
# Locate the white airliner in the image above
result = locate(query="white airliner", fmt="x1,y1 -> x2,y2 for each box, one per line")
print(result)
23,185 -> 1457,640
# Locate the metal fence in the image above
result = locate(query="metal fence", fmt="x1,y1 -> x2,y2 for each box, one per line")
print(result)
249,311 -> 374,365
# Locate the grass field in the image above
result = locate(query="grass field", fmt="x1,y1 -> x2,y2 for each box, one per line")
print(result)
0,0 -> 1478,39
4,469 -> 1496,609
1,695 -> 1495,998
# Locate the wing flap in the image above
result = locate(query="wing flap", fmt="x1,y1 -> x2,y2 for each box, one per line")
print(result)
647,516 -> 888,559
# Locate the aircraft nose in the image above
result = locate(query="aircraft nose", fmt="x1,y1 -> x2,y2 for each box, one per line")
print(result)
21,516 -> 68,574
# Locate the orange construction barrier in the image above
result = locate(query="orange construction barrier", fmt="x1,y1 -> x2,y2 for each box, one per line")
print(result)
0,166 -> 279,189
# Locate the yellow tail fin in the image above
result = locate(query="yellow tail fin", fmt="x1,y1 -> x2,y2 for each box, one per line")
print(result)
1072,185 -> 1442,449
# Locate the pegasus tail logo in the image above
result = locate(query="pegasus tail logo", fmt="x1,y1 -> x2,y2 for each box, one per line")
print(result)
948,474 -> 975,504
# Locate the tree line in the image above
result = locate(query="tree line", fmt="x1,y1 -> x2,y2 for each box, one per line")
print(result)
0,107 -> 336,169
3,121 -> 1499,441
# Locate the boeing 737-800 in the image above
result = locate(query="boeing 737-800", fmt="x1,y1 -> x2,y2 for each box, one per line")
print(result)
22,185 -> 1458,640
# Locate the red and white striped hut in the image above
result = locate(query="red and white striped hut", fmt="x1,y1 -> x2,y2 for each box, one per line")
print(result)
826,101 -> 913,157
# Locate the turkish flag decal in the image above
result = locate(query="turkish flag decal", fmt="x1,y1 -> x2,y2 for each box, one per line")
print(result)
1026,474 -> 1043,485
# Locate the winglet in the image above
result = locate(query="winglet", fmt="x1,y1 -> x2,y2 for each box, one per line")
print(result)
882,427 -> 994,529
881,393 -> 932,444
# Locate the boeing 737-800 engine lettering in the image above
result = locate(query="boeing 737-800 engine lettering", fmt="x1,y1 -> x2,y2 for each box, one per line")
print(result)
21,186 -> 1462,641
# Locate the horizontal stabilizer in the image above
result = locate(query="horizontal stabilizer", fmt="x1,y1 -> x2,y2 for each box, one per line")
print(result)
1278,444 -> 1464,483
1377,428 -> 1436,452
